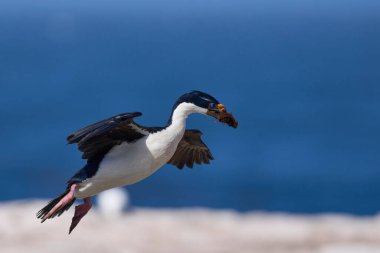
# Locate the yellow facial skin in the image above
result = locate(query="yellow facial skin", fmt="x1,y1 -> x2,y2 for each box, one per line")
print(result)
216,104 -> 226,112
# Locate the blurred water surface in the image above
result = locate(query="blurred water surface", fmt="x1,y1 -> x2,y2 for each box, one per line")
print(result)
0,0 -> 379,214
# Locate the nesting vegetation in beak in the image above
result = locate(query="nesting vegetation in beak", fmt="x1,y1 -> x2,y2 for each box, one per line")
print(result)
207,103 -> 238,128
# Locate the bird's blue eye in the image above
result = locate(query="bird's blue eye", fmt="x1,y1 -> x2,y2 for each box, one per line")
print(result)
209,103 -> 215,108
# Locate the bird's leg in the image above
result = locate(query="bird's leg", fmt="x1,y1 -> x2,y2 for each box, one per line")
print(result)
69,197 -> 92,234
41,184 -> 77,222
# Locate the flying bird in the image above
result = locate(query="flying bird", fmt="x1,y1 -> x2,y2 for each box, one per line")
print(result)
37,90 -> 238,233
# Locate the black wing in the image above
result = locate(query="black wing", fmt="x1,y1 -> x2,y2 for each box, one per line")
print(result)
168,129 -> 214,169
67,112 -> 146,161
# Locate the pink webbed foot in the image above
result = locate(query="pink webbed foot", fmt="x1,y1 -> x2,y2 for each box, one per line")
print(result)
41,184 -> 77,223
69,197 -> 92,234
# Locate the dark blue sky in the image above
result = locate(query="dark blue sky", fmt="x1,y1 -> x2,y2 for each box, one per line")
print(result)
0,0 -> 379,214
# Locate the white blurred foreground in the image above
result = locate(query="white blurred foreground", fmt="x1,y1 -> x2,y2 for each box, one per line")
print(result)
1,201 -> 380,253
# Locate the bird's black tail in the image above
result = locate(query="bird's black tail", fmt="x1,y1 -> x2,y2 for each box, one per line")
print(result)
36,189 -> 76,221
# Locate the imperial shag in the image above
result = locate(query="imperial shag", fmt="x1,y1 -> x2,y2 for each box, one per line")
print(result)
37,90 -> 238,233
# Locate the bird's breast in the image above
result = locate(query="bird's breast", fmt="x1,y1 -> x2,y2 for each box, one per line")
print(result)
146,127 -> 184,165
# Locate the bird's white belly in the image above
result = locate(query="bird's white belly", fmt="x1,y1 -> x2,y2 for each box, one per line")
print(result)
74,131 -> 181,198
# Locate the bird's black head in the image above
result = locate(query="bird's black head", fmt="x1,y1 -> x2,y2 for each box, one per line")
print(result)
168,90 -> 238,128
173,90 -> 220,110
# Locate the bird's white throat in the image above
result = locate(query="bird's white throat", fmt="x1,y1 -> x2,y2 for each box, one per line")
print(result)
156,102 -> 208,153
169,102 -> 208,128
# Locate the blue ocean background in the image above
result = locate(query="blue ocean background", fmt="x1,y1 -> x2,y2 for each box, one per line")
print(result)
0,0 -> 379,214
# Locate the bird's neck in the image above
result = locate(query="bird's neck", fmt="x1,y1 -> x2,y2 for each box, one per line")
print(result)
165,102 -> 207,135
167,102 -> 206,127
166,103 -> 190,133
147,103 -> 207,163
